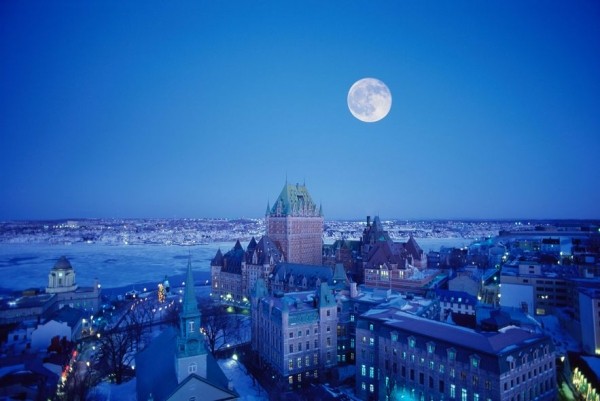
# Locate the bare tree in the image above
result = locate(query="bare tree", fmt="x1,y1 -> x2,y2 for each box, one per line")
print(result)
96,328 -> 134,385
200,301 -> 236,356
123,297 -> 156,352
58,357 -> 99,401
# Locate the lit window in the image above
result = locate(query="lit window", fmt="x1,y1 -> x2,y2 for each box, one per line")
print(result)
408,336 -> 416,348
450,384 -> 456,398
361,364 -> 366,376
369,366 -> 375,378
188,363 -> 197,373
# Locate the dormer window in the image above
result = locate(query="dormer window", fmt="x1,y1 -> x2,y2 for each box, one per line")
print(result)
470,354 -> 480,369
447,348 -> 456,361
427,342 -> 435,354
408,336 -> 416,348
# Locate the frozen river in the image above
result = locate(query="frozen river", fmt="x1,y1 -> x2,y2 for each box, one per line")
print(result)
0,242 -> 230,291
0,237 -> 471,291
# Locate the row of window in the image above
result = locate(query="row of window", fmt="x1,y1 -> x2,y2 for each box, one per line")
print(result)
288,354 -> 318,370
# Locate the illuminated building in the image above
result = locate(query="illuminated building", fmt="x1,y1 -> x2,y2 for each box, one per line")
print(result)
356,307 -> 557,401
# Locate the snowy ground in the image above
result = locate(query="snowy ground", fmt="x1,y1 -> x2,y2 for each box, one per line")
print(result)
218,358 -> 268,401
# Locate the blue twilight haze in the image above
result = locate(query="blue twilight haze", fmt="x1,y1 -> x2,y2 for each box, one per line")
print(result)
1,1 -> 599,220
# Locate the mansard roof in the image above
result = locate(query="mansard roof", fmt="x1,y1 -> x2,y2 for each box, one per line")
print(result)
269,182 -> 320,217
271,262 -> 333,289
360,309 -> 551,373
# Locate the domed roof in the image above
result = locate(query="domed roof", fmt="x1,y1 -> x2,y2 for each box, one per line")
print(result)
53,256 -> 73,270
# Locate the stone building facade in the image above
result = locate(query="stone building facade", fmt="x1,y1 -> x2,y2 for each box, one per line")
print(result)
266,182 -> 323,266
355,308 -> 557,401
211,236 -> 282,303
250,280 -> 338,390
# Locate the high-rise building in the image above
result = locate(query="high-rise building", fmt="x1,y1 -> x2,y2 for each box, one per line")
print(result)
267,182 -> 323,265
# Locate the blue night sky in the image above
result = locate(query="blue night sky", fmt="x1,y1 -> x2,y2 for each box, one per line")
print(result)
1,1 -> 599,220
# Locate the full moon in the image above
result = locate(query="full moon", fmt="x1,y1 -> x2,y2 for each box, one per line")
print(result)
347,78 -> 392,123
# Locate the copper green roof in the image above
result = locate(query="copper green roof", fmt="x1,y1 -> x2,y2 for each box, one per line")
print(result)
269,183 -> 321,217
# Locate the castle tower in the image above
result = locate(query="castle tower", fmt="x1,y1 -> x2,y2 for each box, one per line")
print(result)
266,182 -> 323,265
175,256 -> 207,382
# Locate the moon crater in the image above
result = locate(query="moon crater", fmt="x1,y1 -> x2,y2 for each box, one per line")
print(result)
347,78 -> 392,123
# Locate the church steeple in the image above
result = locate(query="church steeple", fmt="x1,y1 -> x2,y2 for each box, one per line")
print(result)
176,255 -> 207,382
181,255 -> 200,319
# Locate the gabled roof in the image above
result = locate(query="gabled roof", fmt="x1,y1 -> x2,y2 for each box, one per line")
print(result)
136,328 -> 235,401
364,240 -> 407,269
165,373 -> 238,401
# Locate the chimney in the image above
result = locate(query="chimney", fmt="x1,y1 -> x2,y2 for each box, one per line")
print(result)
350,282 -> 358,298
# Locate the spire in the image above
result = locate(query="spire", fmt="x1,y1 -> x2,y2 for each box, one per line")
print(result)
182,254 -> 199,317
319,202 -> 323,217
266,201 -> 271,216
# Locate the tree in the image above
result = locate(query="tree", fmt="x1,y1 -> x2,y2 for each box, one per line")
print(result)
96,329 -> 135,385
58,356 -> 99,401
200,301 -> 238,356
123,297 -> 156,353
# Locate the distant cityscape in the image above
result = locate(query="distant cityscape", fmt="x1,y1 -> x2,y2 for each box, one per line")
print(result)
1,217 -> 595,246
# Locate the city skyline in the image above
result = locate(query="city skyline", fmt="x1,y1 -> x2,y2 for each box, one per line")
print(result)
1,1 -> 599,221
